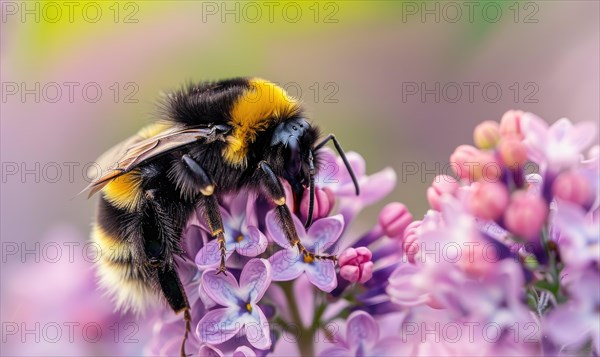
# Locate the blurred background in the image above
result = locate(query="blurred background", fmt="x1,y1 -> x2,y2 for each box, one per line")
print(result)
1,1 -> 598,355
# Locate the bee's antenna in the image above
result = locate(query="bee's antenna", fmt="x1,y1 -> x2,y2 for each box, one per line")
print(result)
305,151 -> 316,228
314,134 -> 360,196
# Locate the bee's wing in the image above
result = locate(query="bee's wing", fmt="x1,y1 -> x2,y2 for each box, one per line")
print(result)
83,126 -> 228,197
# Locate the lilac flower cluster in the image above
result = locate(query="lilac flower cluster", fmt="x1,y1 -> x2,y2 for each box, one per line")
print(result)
144,147 -> 398,356
386,111 -> 598,356
144,110 -> 599,356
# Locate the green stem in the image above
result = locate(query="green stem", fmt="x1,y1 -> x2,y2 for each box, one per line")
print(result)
280,281 -> 314,357
311,302 -> 327,331
539,226 -> 564,302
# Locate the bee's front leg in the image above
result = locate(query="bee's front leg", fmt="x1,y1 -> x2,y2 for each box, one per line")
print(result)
257,161 -> 337,263
198,194 -> 227,274
173,154 -> 227,274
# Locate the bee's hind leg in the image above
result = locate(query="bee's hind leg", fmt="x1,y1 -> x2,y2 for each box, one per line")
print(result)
155,265 -> 192,357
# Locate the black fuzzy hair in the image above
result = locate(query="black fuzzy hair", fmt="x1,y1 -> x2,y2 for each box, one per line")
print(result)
159,78 -> 251,126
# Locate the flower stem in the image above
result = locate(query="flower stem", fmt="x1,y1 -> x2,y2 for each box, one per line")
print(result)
538,226 -> 564,303
311,301 -> 327,332
280,281 -> 315,357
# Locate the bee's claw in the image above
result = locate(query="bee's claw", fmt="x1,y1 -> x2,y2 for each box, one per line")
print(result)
179,309 -> 192,357
215,264 -> 227,275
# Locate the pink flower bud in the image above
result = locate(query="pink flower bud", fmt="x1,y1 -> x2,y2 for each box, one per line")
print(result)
378,202 -> 413,238
300,187 -> 335,223
427,175 -> 460,210
450,145 -> 480,181
498,138 -> 527,169
402,220 -> 422,263
504,191 -> 548,240
339,247 -> 374,284
467,181 -> 509,221
473,120 -> 501,149
472,151 -> 502,182
552,171 -> 594,207
500,110 -> 525,139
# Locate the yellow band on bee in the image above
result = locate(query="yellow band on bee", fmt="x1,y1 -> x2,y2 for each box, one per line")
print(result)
103,170 -> 143,212
224,78 -> 300,166
91,224 -> 130,262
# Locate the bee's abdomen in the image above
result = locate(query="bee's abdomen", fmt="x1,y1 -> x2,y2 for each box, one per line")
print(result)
92,196 -> 156,314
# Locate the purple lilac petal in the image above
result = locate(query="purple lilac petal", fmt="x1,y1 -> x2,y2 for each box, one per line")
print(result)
236,226 -> 268,257
570,269 -> 600,305
305,215 -> 344,252
387,264 -> 430,306
544,304 -> 594,351
345,311 -> 379,350
196,308 -> 244,346
522,113 -> 549,166
319,149 -> 366,188
325,149 -> 396,205
267,207 -> 343,253
266,210 -> 306,248
241,306 -> 272,350
244,191 -> 261,227
554,201 -> 599,267
196,240 -> 232,268
233,346 -> 257,357
548,117 -> 572,141
228,192 -> 249,225
338,168 -> 397,225
239,258 -> 271,302
355,167 -> 397,206
197,260 -> 273,351
553,118 -> 597,152
201,270 -> 240,307
198,280 -> 218,309
335,151 -> 367,185
523,113 -> 598,172
220,208 -> 235,230
268,248 -> 304,281
197,211 -> 267,267
318,311 -> 407,357
304,259 -> 337,292
199,344 -> 224,357
315,148 -> 342,183
455,261 -> 526,321
181,224 -> 207,260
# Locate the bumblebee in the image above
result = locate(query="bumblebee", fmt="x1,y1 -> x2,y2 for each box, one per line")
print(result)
85,78 -> 359,356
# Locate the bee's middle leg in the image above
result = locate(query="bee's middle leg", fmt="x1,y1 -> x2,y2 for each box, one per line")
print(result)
178,154 -> 227,273
258,161 -> 337,263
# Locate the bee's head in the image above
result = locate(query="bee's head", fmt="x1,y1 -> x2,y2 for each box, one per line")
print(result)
266,117 -> 319,214
268,117 -> 318,186
265,116 -> 358,228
